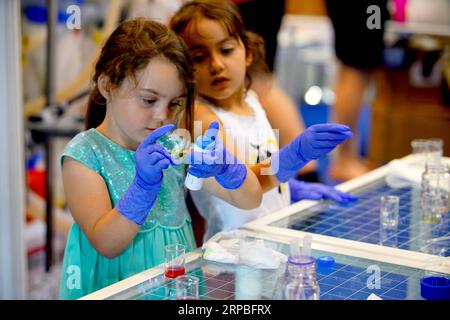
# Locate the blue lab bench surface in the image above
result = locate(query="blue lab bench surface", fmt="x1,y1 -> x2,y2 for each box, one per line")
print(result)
270,179 -> 450,257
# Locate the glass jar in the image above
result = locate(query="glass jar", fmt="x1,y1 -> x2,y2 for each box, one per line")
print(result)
420,163 -> 450,222
283,255 -> 320,300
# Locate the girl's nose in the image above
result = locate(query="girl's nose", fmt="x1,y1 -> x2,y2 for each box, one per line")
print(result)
209,54 -> 224,76
152,105 -> 169,122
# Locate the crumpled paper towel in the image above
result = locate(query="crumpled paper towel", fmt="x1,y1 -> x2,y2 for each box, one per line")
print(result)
202,231 -> 287,269
385,159 -> 423,188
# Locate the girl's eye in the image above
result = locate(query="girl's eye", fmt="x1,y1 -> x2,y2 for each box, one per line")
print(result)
143,99 -> 156,106
221,47 -> 234,55
192,55 -> 206,63
170,101 -> 184,109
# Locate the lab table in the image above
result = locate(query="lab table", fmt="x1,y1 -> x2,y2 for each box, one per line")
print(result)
81,155 -> 450,300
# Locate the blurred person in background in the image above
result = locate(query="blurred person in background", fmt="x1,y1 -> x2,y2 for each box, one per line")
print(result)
325,0 -> 390,181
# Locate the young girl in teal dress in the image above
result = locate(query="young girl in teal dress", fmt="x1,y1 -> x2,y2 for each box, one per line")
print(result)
59,18 -> 263,299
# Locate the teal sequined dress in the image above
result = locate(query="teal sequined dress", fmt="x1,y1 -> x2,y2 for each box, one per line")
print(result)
59,129 -> 196,300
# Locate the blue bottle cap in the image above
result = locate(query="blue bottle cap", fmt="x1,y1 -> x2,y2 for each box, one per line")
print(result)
316,256 -> 335,269
195,135 -> 215,150
420,276 -> 450,300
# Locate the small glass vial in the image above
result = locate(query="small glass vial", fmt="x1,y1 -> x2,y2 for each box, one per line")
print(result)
380,195 -> 400,228
283,255 -> 320,300
421,162 -> 450,222
156,131 -> 190,163
176,275 -> 199,300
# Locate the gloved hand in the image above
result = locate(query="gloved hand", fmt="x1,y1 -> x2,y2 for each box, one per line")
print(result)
116,124 -> 177,225
288,178 -> 358,204
187,121 -> 247,189
272,123 -> 352,182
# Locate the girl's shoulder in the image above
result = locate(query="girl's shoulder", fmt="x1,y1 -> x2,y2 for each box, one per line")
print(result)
196,91 -> 262,113
60,129 -> 107,174
245,89 -> 260,102
194,100 -> 225,134
63,129 -> 105,155
195,97 -> 216,114
244,89 -> 268,118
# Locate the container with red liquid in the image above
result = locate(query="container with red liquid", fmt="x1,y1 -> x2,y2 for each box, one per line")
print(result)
164,243 -> 186,279
165,265 -> 186,279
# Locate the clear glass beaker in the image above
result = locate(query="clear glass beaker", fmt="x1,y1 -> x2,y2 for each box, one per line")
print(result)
175,275 -> 199,300
164,243 -> 186,279
380,195 -> 400,228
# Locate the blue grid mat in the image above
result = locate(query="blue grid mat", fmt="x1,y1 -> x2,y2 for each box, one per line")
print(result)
107,238 -> 447,300
271,180 -> 450,257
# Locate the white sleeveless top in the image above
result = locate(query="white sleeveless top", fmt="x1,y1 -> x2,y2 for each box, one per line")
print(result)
191,90 -> 291,241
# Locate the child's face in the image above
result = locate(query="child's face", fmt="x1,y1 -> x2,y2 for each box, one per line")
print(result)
186,18 -> 251,104
104,56 -> 186,149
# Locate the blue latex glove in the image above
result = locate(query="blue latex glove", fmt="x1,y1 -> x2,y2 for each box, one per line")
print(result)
288,178 -> 358,204
187,121 -> 247,189
272,123 -> 352,182
116,124 -> 177,225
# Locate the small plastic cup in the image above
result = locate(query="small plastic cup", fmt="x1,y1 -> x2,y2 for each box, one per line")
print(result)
380,196 -> 400,228
176,275 -> 199,300
164,244 -> 186,279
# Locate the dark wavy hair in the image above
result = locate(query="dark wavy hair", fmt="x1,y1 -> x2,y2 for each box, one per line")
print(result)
85,18 -> 195,134
170,0 -> 269,89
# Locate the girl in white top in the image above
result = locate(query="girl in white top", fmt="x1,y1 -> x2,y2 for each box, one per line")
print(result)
171,0 -> 357,241
193,91 -> 291,240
